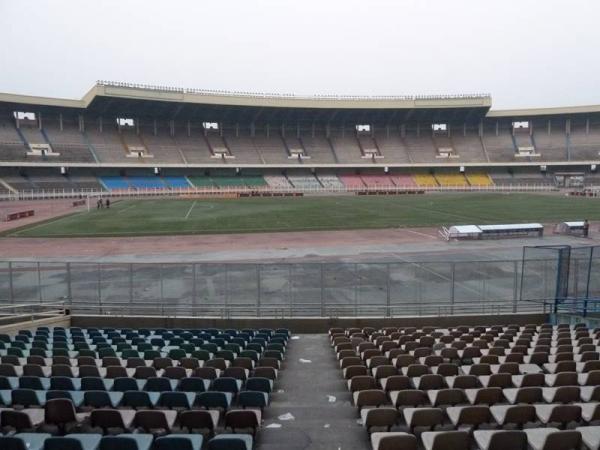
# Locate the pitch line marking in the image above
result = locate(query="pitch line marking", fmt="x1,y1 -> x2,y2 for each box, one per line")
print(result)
184,201 -> 197,220
117,204 -> 137,214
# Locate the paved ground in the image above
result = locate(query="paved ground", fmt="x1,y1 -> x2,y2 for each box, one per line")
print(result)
0,225 -> 596,263
258,334 -> 368,450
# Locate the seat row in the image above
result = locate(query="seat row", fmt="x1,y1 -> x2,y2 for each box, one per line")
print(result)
370,427 -> 598,450
1,397 -> 262,437
0,432 -> 252,450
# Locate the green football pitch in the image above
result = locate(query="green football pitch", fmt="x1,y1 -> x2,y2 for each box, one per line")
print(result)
6,193 -> 600,237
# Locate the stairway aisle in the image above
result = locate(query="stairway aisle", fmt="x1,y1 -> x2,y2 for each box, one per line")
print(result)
258,334 -> 368,450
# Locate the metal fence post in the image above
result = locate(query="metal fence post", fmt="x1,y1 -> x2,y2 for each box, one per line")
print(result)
288,264 -> 293,318
97,263 -> 102,314
320,263 -> 325,317
513,260 -> 519,313
8,262 -> 14,304
160,264 -> 164,316
37,262 -> 42,304
66,263 -> 72,307
256,265 -> 261,317
386,263 -> 391,318
129,263 -> 134,314
354,263 -> 359,317
192,263 -> 197,317
450,262 -> 455,315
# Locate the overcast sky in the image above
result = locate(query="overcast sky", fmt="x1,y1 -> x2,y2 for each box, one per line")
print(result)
1,0 -> 599,110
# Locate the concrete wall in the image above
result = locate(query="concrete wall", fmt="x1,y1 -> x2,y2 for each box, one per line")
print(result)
0,315 -> 71,336
72,313 -> 548,333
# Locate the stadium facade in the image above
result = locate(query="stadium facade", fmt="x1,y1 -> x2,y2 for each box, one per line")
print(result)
0,81 -> 599,194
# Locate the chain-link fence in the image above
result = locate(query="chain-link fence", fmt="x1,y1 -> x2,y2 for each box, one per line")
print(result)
0,259 -> 551,318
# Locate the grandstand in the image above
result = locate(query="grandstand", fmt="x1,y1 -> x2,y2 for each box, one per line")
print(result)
0,82 -> 598,195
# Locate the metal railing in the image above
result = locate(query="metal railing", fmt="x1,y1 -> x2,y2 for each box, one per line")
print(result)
0,183 -> 558,202
0,259 -> 551,318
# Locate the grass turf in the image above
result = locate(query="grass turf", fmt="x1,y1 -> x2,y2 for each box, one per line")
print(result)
6,193 -> 600,237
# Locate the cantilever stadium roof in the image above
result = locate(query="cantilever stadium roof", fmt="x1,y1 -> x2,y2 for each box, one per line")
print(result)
1,81 -> 600,122
0,82 -> 491,123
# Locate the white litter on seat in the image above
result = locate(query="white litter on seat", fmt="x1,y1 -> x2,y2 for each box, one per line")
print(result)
327,395 -> 336,403
277,389 -> 285,393
299,358 -> 312,363
291,336 -> 300,340
278,413 -> 295,421
324,423 -> 330,428
266,423 -> 282,428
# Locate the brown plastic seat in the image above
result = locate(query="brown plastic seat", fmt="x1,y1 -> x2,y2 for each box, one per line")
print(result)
380,375 -> 410,392
77,356 -> 96,367
429,388 -> 466,407
486,373 -> 512,388
27,356 -> 47,366
51,364 -> 75,378
404,364 -> 428,378
524,429 -> 582,450
52,356 -> 71,366
44,398 -> 82,434
354,389 -> 388,410
133,410 -> 174,433
435,363 -> 458,377
468,387 -> 503,405
163,366 -> 187,380
223,367 -> 248,381
371,432 -> 417,450
451,375 -> 479,389
102,357 -> 121,367
447,405 -> 492,429
180,357 -> 201,369
469,364 -> 492,376
179,409 -> 219,434
153,357 -> 174,370
23,364 -> 45,377
91,408 -> 134,432
105,365 -> 128,378
421,430 -> 470,450
362,407 -> 397,433
126,357 -> 146,369
253,366 -> 277,380
390,389 -> 427,408
403,407 -> 443,432
0,409 -> 43,432
550,372 -> 578,387
415,374 -> 444,390
474,429 -> 527,450
344,365 -> 368,379
193,367 -> 219,380
133,366 -> 158,380
78,365 -> 101,378
232,357 -> 254,371
348,375 -> 377,393
394,355 -> 415,369
225,409 -> 260,436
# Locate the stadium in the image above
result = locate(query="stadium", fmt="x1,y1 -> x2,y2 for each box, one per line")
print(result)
2,2 -> 600,449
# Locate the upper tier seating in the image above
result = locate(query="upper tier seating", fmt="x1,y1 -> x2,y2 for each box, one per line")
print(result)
330,323 -> 600,450
330,136 -> 365,164
299,135 -> 337,163
373,131 -> 411,163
